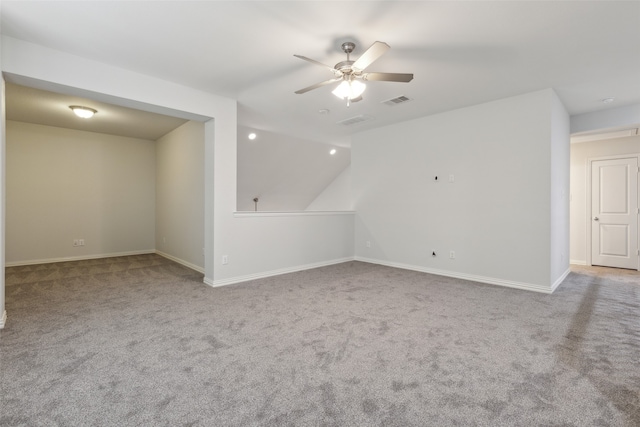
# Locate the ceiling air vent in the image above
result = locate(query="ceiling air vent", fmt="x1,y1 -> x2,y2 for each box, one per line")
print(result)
382,95 -> 412,106
337,114 -> 375,126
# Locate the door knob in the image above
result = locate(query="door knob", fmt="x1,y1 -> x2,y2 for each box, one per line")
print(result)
594,217 -> 599,221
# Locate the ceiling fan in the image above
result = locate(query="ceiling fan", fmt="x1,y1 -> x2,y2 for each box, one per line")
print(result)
294,41 -> 414,105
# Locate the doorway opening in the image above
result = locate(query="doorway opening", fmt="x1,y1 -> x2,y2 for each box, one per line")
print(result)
1,74 -> 215,330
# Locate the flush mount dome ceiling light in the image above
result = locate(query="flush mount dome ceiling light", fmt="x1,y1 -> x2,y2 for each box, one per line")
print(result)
69,105 -> 97,119
294,41 -> 413,106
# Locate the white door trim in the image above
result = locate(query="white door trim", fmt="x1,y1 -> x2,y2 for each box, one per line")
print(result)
586,154 -> 640,270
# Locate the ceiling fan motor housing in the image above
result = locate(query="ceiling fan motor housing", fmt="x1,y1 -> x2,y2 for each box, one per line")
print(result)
341,42 -> 356,54
335,60 -> 355,74
338,42 -> 357,75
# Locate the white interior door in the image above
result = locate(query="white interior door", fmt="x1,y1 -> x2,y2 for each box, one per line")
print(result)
591,157 -> 639,269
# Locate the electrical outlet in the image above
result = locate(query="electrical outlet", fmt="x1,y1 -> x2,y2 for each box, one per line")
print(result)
449,251 -> 455,259
366,241 -> 371,248
222,255 -> 228,265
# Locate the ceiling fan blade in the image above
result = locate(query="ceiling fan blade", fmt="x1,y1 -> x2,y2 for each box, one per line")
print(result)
294,54 -> 339,74
352,41 -> 390,71
295,77 -> 342,94
361,72 -> 414,83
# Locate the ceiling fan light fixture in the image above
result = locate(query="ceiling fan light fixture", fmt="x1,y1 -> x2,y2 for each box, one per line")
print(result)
332,79 -> 366,100
295,41 -> 412,106
69,105 -> 97,119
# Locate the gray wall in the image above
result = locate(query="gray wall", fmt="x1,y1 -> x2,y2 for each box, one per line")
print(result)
6,121 -> 156,264
156,121 -> 205,271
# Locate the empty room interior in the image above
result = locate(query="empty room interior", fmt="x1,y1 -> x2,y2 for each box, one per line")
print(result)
1,1 -> 639,426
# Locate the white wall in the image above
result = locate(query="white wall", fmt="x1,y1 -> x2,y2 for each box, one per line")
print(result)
352,89 -> 569,292
156,121 -> 204,271
6,121 -> 156,264
214,212 -> 354,286
0,33 -> 6,326
571,103 -> 640,134
569,135 -> 640,264
550,91 -> 571,285
305,165 -> 353,211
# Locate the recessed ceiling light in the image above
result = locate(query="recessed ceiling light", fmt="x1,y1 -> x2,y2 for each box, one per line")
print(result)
329,148 -> 337,155
248,132 -> 257,140
602,97 -> 615,104
69,105 -> 97,119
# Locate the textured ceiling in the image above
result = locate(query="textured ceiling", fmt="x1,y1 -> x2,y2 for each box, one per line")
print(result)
2,1 -> 639,144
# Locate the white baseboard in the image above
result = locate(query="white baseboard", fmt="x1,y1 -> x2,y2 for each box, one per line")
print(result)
155,250 -> 204,274
354,256 -> 557,294
570,259 -> 587,266
0,310 -> 6,329
4,250 -> 156,267
551,268 -> 571,293
206,256 -> 355,288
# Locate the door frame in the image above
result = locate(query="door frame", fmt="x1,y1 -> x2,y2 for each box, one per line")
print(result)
586,153 -> 640,270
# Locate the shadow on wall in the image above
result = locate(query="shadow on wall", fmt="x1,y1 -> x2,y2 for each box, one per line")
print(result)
237,126 -> 352,211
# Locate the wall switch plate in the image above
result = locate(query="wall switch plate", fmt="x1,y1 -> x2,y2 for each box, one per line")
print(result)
366,241 -> 371,248
222,255 -> 228,265
449,174 -> 455,183
449,251 -> 455,259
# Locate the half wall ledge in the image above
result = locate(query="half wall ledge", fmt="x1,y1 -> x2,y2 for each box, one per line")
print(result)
233,211 -> 355,218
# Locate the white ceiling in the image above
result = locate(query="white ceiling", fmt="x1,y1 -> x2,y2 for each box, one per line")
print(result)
2,1 -> 639,145
6,83 -> 188,140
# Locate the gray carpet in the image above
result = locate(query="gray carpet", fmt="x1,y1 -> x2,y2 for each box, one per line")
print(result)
1,254 -> 639,426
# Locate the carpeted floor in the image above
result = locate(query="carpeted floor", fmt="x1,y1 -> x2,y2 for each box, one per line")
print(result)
1,254 -> 639,426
